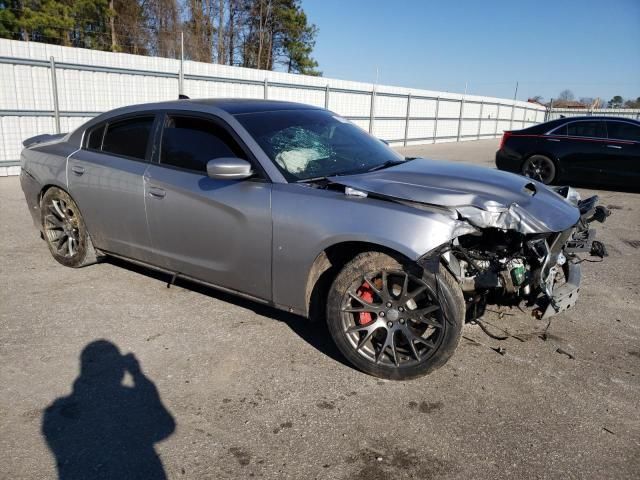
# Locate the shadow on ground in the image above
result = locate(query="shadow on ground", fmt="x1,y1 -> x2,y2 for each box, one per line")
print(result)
105,257 -> 353,371
42,340 -> 176,479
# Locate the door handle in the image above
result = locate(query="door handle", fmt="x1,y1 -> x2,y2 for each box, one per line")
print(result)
71,165 -> 85,175
148,186 -> 166,198
546,138 -> 560,142
606,145 -> 622,149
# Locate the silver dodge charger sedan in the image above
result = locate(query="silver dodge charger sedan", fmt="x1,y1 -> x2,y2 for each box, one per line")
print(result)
20,99 -> 609,380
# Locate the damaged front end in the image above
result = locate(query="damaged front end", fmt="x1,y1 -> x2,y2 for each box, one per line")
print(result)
437,188 -> 610,320
326,158 -> 610,321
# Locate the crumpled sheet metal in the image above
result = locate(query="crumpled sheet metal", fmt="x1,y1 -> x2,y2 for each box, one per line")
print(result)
456,202 -> 559,234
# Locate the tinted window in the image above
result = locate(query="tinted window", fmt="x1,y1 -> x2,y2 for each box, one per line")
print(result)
607,122 -> 640,142
86,124 -> 105,150
160,116 -> 246,173
102,116 -> 154,160
566,121 -> 605,138
550,124 -> 567,136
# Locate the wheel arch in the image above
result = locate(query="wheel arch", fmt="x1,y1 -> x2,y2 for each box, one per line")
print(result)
304,241 -> 412,321
521,152 -> 564,183
521,151 -> 562,174
39,182 -> 70,206
38,184 -> 96,245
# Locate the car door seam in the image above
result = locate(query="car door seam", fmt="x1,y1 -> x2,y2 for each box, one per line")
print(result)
269,185 -> 275,304
65,148 -> 81,189
142,164 -> 157,256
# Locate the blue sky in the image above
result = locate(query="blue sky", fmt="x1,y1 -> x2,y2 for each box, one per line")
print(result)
302,0 -> 640,102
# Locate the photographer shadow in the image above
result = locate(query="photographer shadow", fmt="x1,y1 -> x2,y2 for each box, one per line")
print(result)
42,340 -> 175,480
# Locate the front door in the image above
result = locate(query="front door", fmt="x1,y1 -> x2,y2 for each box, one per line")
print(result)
144,113 -> 272,301
602,120 -> 640,185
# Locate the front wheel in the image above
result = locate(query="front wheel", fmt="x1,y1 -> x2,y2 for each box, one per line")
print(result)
521,155 -> 556,184
327,252 -> 465,380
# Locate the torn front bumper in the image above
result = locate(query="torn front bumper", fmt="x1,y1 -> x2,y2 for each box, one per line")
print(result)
538,195 -> 609,319
540,262 -> 582,319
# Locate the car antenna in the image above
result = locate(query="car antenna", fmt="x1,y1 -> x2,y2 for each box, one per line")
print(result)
179,94 -> 190,99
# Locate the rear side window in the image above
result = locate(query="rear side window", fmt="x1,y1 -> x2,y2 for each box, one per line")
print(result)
86,124 -> 105,150
160,116 -> 246,173
566,121 -> 605,139
607,122 -> 640,142
550,124 -> 567,136
102,116 -> 154,160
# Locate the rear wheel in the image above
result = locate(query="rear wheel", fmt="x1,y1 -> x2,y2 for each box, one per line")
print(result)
41,187 -> 101,268
521,155 -> 556,184
327,252 -> 465,380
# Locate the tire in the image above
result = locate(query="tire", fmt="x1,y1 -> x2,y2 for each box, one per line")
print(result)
521,155 -> 556,184
41,187 -> 101,268
327,252 -> 465,380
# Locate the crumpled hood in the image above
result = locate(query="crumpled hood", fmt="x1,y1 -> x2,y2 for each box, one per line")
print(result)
328,158 -> 580,233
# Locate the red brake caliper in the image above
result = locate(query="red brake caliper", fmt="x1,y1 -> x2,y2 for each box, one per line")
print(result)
356,282 -> 375,325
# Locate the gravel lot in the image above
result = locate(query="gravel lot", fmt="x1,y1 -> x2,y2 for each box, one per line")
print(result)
1,138 -> 639,479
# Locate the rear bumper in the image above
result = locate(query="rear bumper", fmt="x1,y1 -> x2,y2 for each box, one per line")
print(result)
20,168 -> 42,231
495,149 -> 521,173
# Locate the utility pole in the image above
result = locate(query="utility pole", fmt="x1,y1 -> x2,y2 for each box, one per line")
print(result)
509,81 -> 518,130
179,31 -> 184,97
456,81 -> 468,142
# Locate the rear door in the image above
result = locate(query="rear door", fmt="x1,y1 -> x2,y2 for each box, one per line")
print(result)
144,112 -> 272,300
603,120 -> 640,185
557,120 -> 607,181
68,114 -> 159,263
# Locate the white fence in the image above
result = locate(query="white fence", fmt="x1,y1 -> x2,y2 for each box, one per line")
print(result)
546,108 -> 640,121
0,38 -> 547,173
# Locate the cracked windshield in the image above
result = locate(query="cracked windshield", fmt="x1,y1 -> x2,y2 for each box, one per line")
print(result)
235,109 -> 404,181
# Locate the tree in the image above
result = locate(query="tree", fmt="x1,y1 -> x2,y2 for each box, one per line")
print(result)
111,0 -> 151,55
530,95 -> 544,103
579,97 -> 595,107
608,95 -> 624,108
622,97 -> 640,108
184,0 -> 214,62
558,89 -> 574,101
0,0 -> 321,73
0,1 -> 20,39
279,3 -> 320,75
69,0 -> 112,51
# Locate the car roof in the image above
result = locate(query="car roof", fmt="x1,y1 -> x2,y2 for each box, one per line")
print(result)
140,98 -> 324,115
554,116 -> 640,123
517,115 -> 640,134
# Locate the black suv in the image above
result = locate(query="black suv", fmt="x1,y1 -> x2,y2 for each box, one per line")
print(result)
496,116 -> 640,187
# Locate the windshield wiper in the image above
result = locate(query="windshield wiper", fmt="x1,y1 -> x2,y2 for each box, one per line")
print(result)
366,159 -> 407,172
297,176 -> 329,183
297,159 -> 411,183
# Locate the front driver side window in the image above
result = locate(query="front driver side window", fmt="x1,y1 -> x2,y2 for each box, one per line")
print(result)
607,122 -> 640,142
160,116 -> 246,173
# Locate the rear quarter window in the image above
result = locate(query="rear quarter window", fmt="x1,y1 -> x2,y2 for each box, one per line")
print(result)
85,124 -> 105,150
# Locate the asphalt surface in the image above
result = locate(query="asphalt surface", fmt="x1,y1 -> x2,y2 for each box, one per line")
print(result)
1,138 -> 639,479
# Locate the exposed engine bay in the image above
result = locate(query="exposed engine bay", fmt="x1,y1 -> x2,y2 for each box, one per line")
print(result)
441,189 -> 610,320
305,156 -> 610,322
